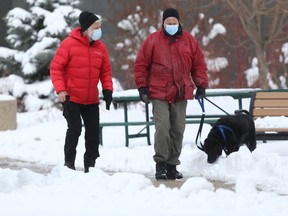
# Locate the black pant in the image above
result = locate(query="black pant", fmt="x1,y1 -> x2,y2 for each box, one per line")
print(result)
62,100 -> 100,166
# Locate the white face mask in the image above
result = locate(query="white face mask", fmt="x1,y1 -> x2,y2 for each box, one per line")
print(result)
89,28 -> 102,41
164,24 -> 179,35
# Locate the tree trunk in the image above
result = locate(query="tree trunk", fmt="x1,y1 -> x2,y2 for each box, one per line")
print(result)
255,45 -> 269,89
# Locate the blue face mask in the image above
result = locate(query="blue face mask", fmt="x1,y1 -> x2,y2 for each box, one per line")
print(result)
90,28 -> 102,41
164,24 -> 179,35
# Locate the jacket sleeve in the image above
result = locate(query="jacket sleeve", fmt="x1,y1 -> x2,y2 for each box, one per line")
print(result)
99,44 -> 113,92
134,35 -> 154,88
50,40 -> 69,94
190,38 -> 208,89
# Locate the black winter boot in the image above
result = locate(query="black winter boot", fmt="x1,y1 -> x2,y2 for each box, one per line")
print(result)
64,162 -> 76,170
166,164 -> 183,180
84,160 -> 95,173
155,162 -> 167,180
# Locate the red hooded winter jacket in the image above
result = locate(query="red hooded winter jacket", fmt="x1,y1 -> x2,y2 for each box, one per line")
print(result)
134,28 -> 208,103
50,27 -> 113,104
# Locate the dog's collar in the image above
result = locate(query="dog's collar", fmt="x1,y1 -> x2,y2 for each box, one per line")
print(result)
217,125 -> 236,156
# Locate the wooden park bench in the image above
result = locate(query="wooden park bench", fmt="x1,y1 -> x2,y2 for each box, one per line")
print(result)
249,91 -> 288,142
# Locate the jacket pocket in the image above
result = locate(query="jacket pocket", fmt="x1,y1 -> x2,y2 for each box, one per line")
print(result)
184,79 -> 194,99
149,77 -> 167,99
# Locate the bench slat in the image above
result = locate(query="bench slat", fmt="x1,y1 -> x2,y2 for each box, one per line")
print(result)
256,128 -> 288,132
251,91 -> 288,141
255,92 -> 288,99
254,100 -> 288,107
253,108 -> 288,117
185,119 -> 218,124
186,114 -> 225,118
100,118 -> 219,127
256,133 -> 288,141
100,121 -> 155,127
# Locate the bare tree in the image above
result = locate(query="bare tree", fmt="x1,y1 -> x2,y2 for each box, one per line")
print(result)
226,0 -> 288,89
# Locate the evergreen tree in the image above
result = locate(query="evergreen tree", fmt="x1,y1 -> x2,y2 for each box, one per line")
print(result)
0,0 -> 81,82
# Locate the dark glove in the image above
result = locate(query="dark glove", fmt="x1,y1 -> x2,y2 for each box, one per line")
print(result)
62,95 -> 70,118
102,89 -> 113,110
195,86 -> 206,99
138,86 -> 150,104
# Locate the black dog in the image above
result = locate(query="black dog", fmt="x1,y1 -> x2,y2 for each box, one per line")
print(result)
199,110 -> 256,163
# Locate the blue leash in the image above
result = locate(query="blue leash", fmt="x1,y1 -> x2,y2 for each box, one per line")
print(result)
195,97 -> 206,150
195,96 -> 233,153
197,97 -> 205,113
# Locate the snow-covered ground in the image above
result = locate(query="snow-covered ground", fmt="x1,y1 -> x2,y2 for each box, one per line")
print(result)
0,93 -> 288,216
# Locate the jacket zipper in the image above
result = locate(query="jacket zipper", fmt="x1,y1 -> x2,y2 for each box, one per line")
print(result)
86,47 -> 92,104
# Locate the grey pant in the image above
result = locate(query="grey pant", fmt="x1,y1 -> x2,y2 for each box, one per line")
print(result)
151,99 -> 187,165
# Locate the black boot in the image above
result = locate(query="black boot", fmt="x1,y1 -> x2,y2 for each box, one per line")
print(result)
166,164 -> 183,180
155,162 -> 167,180
84,160 -> 95,173
64,162 -> 76,170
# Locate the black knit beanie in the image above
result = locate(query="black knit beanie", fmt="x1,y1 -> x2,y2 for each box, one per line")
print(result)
162,8 -> 180,23
79,11 -> 99,32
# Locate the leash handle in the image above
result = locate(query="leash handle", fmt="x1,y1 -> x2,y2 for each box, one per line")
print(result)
197,97 -> 205,114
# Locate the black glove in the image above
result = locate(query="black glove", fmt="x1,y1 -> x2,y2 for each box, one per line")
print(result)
138,86 -> 150,104
102,89 -> 113,110
195,86 -> 206,99
62,95 -> 70,118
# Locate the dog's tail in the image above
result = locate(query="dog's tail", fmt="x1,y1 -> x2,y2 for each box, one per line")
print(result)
234,109 -> 250,116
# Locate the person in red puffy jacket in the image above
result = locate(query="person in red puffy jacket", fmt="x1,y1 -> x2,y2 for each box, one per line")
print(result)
134,8 -> 208,180
50,11 -> 113,173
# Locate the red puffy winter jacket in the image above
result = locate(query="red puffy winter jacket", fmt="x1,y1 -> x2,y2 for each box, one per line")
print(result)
134,28 -> 208,103
50,27 -> 113,104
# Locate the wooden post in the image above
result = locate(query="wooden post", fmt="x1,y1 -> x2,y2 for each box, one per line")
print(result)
0,95 -> 17,131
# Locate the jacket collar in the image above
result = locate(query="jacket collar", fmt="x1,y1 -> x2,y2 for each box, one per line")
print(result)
69,27 -> 100,46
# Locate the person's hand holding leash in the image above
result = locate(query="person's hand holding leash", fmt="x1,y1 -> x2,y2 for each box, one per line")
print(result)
195,86 -> 206,99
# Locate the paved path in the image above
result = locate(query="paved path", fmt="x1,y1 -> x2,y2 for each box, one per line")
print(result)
0,157 -> 234,190
0,157 -> 52,174
152,178 -> 234,190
